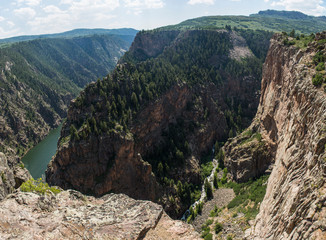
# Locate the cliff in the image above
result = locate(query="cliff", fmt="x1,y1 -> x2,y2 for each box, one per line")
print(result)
0,152 -> 31,201
0,189 -> 200,239
225,32 -> 326,239
47,29 -> 270,217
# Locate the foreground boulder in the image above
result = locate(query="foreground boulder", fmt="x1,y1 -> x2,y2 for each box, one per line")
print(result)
0,190 -> 200,240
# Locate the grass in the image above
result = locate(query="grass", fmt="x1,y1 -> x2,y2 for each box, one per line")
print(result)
20,178 -> 61,195
225,175 -> 269,221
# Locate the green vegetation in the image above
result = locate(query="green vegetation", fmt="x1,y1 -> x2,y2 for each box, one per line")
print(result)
225,175 -> 269,220
214,222 -> 223,234
157,11 -> 326,34
311,49 -> 326,88
187,201 -> 203,223
65,29 -> 269,215
209,205 -> 222,217
20,178 -> 61,195
204,179 -> 214,200
203,233 -> 213,240
201,161 -> 214,180
312,73 -> 324,86
201,219 -> 214,239
0,33 -> 135,158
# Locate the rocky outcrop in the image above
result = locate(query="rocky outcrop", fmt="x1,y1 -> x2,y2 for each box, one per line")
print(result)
224,32 -> 326,239
47,132 -> 160,202
223,125 -> 274,182
0,190 -> 200,240
249,32 -> 326,240
0,152 -> 31,201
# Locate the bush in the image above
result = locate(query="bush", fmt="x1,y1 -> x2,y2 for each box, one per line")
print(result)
204,233 -> 213,240
227,235 -> 233,240
20,178 -> 61,195
316,62 -> 325,71
312,73 -> 324,86
214,222 -> 223,234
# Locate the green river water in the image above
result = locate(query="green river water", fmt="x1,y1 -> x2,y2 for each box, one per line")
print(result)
21,124 -> 62,179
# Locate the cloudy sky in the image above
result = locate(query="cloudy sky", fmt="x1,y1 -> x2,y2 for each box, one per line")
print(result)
0,0 -> 325,39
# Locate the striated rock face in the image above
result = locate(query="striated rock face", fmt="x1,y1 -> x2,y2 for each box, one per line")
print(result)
226,32 -> 326,239
223,125 -> 274,182
47,132 -> 160,201
0,190 -> 200,240
0,152 -> 31,201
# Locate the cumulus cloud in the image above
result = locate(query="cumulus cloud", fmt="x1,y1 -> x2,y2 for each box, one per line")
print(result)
271,0 -> 326,15
187,0 -> 215,5
43,5 -> 65,14
14,7 -> 36,19
17,0 -> 42,6
0,17 -> 5,22
123,0 -> 165,9
7,21 -> 16,28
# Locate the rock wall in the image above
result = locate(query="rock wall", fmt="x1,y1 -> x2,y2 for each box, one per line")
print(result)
0,152 -> 31,201
0,190 -> 200,240
228,33 -> 326,239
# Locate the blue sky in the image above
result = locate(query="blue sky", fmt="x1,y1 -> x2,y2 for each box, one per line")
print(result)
0,0 -> 325,39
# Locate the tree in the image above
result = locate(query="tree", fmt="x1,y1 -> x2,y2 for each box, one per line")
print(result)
204,179 -> 213,200
157,162 -> 163,178
213,172 -> 218,189
131,92 -> 139,109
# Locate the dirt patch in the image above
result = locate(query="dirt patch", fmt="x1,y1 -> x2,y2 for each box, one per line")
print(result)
192,188 -> 235,232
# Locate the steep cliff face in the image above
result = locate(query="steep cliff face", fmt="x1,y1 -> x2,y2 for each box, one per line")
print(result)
47,29 -> 270,217
0,152 -> 31,201
0,190 -> 200,239
224,32 -> 326,239
249,32 -> 326,240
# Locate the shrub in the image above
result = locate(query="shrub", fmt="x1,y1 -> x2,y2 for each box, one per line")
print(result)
316,62 -> 325,71
312,73 -> 324,86
227,235 -> 233,240
20,178 -> 61,195
204,233 -> 213,240
214,222 -> 223,234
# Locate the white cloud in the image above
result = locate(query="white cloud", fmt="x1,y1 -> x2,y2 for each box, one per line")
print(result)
123,0 -> 165,9
0,27 -> 19,39
187,0 -> 215,5
14,7 -> 36,19
17,0 -> 42,6
60,0 -> 74,4
43,5 -> 65,14
0,17 -> 5,22
7,21 -> 16,28
70,0 -> 120,11
271,0 -> 326,16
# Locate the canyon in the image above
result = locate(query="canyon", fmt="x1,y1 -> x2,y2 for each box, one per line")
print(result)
1,11 -> 326,240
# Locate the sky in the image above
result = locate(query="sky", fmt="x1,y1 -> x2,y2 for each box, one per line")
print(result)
0,0 -> 325,39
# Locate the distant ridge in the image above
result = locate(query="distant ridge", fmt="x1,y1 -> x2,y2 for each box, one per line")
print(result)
159,10 -> 326,34
0,28 -> 138,45
250,9 -> 326,21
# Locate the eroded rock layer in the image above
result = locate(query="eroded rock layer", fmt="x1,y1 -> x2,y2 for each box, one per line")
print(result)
0,190 -> 200,240
224,32 -> 326,239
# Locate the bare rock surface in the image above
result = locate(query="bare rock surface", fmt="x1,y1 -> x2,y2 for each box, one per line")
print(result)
192,188 -> 235,232
0,152 -> 31,201
0,190 -> 200,240
224,32 -> 326,239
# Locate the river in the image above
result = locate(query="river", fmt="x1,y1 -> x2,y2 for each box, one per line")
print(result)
21,124 -> 62,179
